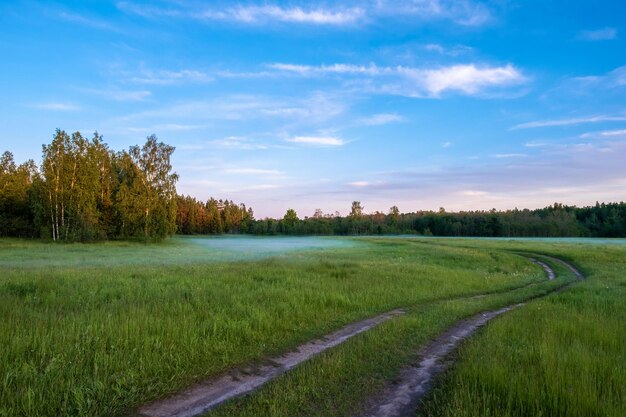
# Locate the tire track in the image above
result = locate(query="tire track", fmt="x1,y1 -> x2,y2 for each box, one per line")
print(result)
137,310 -> 405,417
135,254 -> 571,417
360,255 -> 584,417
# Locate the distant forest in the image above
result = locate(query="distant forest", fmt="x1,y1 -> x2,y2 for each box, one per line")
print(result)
1,130 -> 625,241
249,202 -> 626,237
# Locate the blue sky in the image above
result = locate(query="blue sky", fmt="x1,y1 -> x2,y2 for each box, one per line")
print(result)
1,1 -> 625,218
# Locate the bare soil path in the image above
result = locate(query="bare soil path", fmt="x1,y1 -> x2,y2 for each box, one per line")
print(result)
137,310 -> 405,417
360,255 -> 584,417
136,254 -> 580,417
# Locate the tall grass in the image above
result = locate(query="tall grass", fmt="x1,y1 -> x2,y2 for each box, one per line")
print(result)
419,242 -> 626,417
0,237 -> 542,417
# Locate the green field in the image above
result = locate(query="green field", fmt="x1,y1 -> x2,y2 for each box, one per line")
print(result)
1,237 -> 624,416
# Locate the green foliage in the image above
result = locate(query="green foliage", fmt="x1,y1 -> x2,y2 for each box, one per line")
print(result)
281,208 -> 299,233
249,202 -> 626,237
176,197 -> 252,234
350,201 -> 364,218
0,130 -> 179,241
0,152 -> 38,237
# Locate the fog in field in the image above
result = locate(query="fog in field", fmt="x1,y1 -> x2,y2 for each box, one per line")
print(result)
184,235 -> 356,257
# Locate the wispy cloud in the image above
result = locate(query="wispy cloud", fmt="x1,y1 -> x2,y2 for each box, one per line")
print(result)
122,123 -> 205,133
374,0 -> 492,26
545,66 -> 626,100
580,129 -> 626,139
111,92 -> 345,126
358,113 -> 405,126
459,190 -> 489,196
598,129 -> 626,137
570,66 -> 626,89
511,114 -> 626,130
118,0 -> 494,27
268,62 -> 382,76
224,168 -> 284,176
118,2 -> 365,26
212,136 -> 269,150
423,43 -> 473,56
524,141 -> 548,148
286,136 -> 346,146
577,27 -> 618,41
201,5 -> 365,25
225,183 -> 282,192
348,180 -> 385,188
82,88 -> 151,101
492,153 -> 527,158
115,2 -> 183,18
270,62 -> 526,97
32,102 -> 80,111
57,10 -> 121,32
128,69 -> 213,85
310,139 -> 626,216
348,181 -> 371,187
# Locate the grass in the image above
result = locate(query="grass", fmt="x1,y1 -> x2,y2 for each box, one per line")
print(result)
0,236 -> 542,417
0,237 -> 623,417
418,241 -> 626,417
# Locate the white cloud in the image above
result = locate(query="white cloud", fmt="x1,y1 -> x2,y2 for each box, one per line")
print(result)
411,64 -> 525,96
578,27 -> 618,41
118,0 -> 493,27
201,6 -> 365,25
270,62 -> 526,97
442,141 -> 453,148
286,136 -> 346,146
32,102 -> 80,111
118,2 -> 364,26
511,114 -> 626,130
359,113 -> 405,125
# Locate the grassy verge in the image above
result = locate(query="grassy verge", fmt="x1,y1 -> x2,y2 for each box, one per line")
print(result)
419,242 -> 626,417
205,267 -> 576,417
0,237 -> 541,417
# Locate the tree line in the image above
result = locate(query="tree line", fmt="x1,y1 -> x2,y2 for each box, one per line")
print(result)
176,195 -> 254,234
1,130 -> 178,241
250,201 -> 626,237
2,130 -> 625,240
